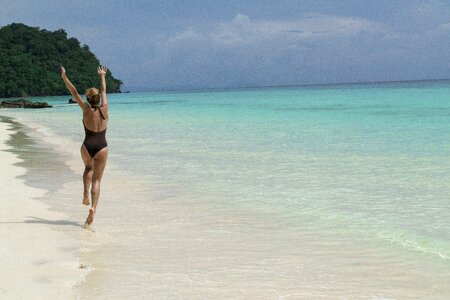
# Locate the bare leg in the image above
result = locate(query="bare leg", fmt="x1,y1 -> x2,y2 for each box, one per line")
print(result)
80,145 -> 93,205
85,147 -> 108,225
82,167 -> 93,205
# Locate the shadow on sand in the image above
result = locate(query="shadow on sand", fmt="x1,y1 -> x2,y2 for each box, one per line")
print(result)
0,216 -> 83,228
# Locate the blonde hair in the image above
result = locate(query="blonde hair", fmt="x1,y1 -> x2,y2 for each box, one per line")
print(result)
85,88 -> 100,107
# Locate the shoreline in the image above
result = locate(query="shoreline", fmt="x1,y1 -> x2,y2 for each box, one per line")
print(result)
0,117 -> 86,298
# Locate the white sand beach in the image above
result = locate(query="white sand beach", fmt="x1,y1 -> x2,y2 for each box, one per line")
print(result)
0,121 -> 83,299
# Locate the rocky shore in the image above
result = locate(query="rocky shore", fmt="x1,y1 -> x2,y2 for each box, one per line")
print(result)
0,99 -> 52,108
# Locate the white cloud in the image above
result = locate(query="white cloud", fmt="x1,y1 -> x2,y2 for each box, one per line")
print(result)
133,10 -> 450,90
440,22 -> 450,31
166,13 -> 384,47
142,14 -> 387,88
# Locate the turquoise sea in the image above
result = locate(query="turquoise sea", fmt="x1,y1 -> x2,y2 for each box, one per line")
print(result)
2,81 -> 450,298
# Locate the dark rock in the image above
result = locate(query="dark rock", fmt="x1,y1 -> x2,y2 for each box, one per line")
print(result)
0,99 -> 52,108
68,98 -> 76,104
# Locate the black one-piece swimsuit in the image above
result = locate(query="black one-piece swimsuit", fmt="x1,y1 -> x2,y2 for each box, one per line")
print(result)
82,108 -> 107,158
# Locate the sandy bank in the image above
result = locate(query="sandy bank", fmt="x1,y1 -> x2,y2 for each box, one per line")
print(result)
0,120 -> 84,299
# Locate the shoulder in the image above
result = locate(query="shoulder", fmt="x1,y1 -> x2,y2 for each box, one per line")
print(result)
100,103 -> 109,113
81,102 -> 91,114
100,106 -> 109,119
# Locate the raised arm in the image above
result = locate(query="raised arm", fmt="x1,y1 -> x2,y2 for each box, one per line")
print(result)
97,66 -> 108,107
60,66 -> 86,110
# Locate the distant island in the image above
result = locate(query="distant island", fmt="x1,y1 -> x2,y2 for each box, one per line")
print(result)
0,23 -> 122,98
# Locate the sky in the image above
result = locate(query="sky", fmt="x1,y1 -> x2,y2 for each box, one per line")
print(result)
1,0 -> 450,91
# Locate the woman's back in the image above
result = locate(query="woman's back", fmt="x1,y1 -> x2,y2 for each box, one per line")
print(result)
83,106 -> 108,132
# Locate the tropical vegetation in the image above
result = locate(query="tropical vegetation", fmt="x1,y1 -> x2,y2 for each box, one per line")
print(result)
0,23 -> 122,98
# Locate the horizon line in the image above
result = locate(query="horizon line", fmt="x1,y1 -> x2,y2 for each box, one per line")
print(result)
125,77 -> 450,93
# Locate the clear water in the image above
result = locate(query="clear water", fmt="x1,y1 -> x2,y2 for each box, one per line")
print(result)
3,81 -> 450,298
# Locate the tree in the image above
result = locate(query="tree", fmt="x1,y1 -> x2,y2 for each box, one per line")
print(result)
0,23 -> 122,98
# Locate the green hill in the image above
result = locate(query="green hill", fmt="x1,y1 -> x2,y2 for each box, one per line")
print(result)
0,23 -> 122,98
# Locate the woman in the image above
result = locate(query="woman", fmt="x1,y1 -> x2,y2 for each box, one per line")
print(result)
60,65 -> 109,229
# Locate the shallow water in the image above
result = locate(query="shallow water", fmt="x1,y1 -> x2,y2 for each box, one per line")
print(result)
2,81 -> 450,298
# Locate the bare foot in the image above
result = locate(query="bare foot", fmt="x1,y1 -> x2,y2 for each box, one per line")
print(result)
82,197 -> 90,206
84,207 -> 95,225
83,223 -> 95,232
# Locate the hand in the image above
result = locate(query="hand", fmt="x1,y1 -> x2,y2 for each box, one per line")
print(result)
60,65 -> 66,78
97,65 -> 107,76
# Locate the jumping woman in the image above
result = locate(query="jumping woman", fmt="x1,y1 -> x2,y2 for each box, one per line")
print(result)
60,65 -> 109,230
